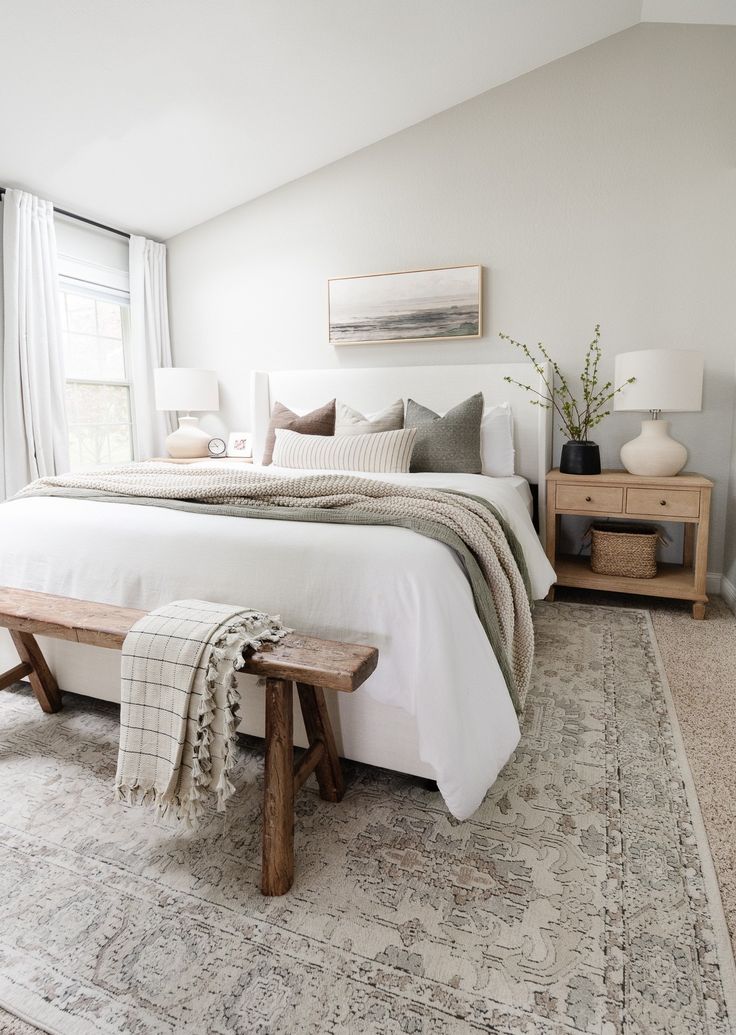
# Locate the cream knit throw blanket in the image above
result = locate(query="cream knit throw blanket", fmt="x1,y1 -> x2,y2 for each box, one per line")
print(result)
18,464 -> 534,707
116,598 -> 288,822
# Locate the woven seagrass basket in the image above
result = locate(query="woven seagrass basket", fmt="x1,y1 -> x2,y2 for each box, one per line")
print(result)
588,522 -> 661,579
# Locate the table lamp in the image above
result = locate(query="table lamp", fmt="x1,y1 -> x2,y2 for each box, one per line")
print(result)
154,368 -> 220,458
613,349 -> 703,476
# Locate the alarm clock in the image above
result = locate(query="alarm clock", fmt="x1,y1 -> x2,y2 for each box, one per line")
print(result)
207,437 -> 227,458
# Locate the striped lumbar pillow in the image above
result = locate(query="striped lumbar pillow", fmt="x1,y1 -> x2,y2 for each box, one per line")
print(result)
272,426 -> 417,473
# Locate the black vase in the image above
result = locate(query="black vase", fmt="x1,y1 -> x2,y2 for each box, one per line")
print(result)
560,440 -> 601,476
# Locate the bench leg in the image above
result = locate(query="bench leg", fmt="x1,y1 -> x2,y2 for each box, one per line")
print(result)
0,661 -> 33,692
296,682 -> 344,803
7,631 -> 62,714
261,677 -> 294,896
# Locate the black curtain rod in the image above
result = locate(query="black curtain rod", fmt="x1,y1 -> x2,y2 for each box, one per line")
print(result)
0,187 -> 131,240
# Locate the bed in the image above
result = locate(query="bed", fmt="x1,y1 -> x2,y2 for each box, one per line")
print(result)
0,362 -> 554,818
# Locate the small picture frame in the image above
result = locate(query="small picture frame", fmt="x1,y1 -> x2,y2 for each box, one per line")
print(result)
227,431 -> 253,458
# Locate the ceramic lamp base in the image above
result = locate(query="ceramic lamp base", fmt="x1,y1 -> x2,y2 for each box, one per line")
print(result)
620,419 -> 687,477
165,416 -> 210,459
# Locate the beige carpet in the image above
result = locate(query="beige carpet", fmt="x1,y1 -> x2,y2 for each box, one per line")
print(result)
1,598 -> 735,1033
650,598 -> 736,958
558,589 -> 736,958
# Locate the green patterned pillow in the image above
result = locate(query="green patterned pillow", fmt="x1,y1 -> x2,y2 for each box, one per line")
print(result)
405,393 -> 483,473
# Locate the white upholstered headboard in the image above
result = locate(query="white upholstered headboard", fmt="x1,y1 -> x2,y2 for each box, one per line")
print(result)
250,363 -> 553,537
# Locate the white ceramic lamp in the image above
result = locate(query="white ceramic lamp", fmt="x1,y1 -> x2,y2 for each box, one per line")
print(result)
154,368 -> 220,458
614,350 -> 703,477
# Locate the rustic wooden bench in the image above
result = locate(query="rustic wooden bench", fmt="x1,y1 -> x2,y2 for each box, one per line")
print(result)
0,587 -> 378,896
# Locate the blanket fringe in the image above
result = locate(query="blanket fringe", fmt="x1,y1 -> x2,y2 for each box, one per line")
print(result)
117,609 -> 290,828
115,780 -> 206,827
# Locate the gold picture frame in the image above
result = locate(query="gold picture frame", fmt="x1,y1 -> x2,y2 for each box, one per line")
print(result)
328,264 -> 482,346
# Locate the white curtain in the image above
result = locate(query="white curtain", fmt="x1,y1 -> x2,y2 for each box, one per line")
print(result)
129,235 -> 175,458
1,189 -> 69,499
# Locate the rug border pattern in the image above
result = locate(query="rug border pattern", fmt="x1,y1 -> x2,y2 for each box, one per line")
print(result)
0,603 -> 734,1034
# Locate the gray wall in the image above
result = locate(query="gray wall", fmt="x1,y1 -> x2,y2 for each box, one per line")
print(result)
167,23 -> 736,574
725,370 -> 736,591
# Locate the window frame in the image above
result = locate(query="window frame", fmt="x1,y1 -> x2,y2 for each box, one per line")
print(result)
59,281 -> 139,469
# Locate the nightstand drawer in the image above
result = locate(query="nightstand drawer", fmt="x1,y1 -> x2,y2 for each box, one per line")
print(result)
556,484 -> 624,513
626,487 -> 700,518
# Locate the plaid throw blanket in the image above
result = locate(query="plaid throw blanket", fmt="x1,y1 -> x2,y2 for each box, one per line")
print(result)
116,599 -> 289,823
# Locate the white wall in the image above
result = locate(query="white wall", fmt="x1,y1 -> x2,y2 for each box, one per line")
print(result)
167,23 -> 736,573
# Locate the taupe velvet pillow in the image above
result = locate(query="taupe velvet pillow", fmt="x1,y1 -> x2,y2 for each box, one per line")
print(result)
404,393 -> 483,473
262,399 -> 336,465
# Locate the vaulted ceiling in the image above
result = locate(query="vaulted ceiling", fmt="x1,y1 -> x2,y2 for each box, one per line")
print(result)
0,0 -> 732,240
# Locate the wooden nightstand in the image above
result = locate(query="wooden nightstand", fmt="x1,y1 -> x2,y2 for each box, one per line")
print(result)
545,468 -> 713,619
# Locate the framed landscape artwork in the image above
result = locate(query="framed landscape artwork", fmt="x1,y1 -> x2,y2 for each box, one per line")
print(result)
328,264 -> 482,345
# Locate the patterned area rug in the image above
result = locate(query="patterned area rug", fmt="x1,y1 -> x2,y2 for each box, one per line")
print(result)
0,602 -> 734,1034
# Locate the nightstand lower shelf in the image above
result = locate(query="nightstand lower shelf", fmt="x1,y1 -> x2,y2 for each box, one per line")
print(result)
545,469 -> 713,620
553,554 -> 706,602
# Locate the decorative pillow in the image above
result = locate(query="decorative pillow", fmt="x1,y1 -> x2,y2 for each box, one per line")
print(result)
335,399 -> 404,436
481,403 -> 515,477
272,427 -> 417,473
404,393 -> 483,473
262,399 -> 335,465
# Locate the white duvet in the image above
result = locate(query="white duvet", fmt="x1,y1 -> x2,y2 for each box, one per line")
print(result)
0,464 -> 555,818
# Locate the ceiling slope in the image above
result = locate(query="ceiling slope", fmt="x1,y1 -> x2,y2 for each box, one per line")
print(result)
4,1 -> 734,240
5,0 -> 733,240
0,0 -> 648,238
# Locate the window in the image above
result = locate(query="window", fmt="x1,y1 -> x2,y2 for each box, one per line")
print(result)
60,290 -> 136,470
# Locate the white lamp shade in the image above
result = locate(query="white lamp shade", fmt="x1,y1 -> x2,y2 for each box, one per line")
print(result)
154,368 -> 219,412
613,349 -> 703,413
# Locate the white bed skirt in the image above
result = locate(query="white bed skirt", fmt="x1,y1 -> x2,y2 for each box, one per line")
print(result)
0,631 -> 436,779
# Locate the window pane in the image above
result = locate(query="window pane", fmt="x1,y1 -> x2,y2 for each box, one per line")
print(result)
60,290 -> 134,470
66,382 -> 131,426
65,334 -> 103,380
96,300 -> 122,337
68,424 -> 133,471
64,333 -> 125,380
97,336 -> 126,379
60,291 -> 127,381
65,293 -> 97,334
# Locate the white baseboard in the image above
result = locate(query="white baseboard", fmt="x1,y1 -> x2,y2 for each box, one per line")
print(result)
721,574 -> 736,615
707,572 -> 722,596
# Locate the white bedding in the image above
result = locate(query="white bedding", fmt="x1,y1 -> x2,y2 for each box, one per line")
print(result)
0,466 -> 554,819
217,461 -> 533,515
